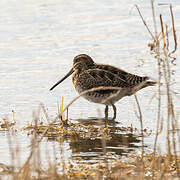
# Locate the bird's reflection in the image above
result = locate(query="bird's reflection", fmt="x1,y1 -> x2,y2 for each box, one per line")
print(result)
68,117 -> 144,161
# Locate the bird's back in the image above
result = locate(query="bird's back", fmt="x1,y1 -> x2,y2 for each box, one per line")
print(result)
95,64 -> 149,87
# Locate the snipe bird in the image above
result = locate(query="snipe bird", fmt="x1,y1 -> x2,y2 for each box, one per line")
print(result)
50,54 -> 156,119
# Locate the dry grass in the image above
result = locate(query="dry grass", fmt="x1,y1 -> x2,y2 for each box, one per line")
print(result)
0,114 -> 179,179
0,117 -> 179,180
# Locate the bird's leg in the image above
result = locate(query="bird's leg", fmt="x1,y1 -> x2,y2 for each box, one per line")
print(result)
112,104 -> 116,120
105,105 -> 109,127
105,105 -> 109,119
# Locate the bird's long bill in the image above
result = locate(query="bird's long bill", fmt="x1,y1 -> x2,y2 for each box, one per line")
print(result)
50,68 -> 74,91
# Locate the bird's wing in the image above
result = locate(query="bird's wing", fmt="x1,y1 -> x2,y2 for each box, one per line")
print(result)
76,68 -> 131,91
96,64 -> 148,86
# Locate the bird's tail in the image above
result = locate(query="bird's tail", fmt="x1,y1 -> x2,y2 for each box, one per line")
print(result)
142,80 -> 157,89
131,78 -> 157,95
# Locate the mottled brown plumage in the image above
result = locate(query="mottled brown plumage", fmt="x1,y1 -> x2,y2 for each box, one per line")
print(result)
50,54 -> 156,119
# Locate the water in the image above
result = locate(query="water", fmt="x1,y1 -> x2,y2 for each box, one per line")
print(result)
0,0 -> 179,166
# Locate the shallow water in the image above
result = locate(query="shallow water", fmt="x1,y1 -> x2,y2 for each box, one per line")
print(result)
0,0 -> 179,166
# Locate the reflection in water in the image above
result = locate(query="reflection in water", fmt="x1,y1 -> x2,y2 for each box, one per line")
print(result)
68,117 -> 143,161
